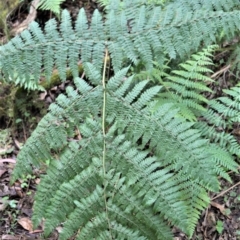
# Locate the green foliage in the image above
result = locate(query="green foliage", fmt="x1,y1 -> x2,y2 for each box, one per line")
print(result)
0,0 -> 239,239
0,0 -> 240,86
135,45 -> 240,162
228,44 -> 240,75
98,0 -> 168,8
135,46 -> 240,180
195,87 -> 240,156
142,45 -> 217,121
216,220 -> 224,234
11,64 -> 237,239
38,0 -> 65,14
2,196 -> 18,209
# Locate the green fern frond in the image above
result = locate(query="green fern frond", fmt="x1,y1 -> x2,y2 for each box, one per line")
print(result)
11,66 -> 237,238
1,1 -> 240,87
38,0 -> 65,14
195,86 -> 240,156
228,44 -> 240,74
171,0 -> 240,13
152,46 -> 216,121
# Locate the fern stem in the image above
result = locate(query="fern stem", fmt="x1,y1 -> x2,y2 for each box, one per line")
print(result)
102,48 -> 112,238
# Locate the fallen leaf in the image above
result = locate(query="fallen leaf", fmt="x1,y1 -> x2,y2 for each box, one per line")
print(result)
39,90 -> 47,100
30,229 -> 44,234
0,203 -> 8,211
211,201 -> 227,216
2,235 -> 20,239
18,217 -> 33,231
35,178 -> 41,184
206,211 -> 216,227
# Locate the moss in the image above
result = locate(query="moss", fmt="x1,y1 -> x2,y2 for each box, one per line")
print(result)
40,64 -> 84,90
0,0 -> 20,35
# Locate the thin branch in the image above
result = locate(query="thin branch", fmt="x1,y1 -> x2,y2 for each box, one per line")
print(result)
210,64 -> 231,79
211,181 -> 240,201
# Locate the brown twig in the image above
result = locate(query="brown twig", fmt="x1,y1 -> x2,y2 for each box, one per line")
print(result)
210,64 -> 231,79
0,158 -> 16,164
10,0 -> 40,36
211,181 -> 240,201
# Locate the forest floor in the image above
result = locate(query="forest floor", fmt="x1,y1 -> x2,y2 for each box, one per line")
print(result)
0,0 -> 240,239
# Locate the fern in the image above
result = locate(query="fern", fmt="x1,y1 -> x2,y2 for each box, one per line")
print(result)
151,45 -> 216,121
0,0 -> 240,86
38,0 -> 65,14
11,65 -> 237,239
195,87 -> 240,156
137,45 -> 240,158
0,0 -> 240,239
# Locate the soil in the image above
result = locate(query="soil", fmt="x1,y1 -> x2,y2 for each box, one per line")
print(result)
0,1 -> 240,239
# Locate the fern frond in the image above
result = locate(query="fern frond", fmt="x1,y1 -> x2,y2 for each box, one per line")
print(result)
12,66 -> 237,238
228,44 -> 240,74
1,1 -> 240,87
195,86 -> 240,156
153,46 -> 216,121
38,0 -> 65,14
